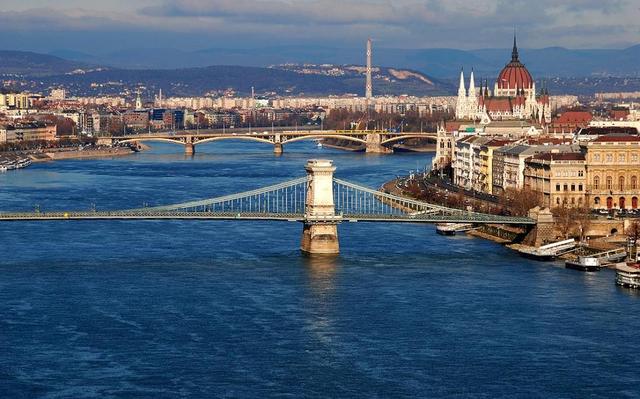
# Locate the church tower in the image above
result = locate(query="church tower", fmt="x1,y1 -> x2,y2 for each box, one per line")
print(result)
467,69 -> 478,119
455,69 -> 467,120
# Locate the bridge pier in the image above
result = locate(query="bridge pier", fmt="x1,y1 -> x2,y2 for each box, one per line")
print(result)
184,142 -> 195,156
365,133 -> 393,154
301,160 -> 339,255
273,143 -> 283,155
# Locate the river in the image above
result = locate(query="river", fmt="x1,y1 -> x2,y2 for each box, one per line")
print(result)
1,141 -> 639,398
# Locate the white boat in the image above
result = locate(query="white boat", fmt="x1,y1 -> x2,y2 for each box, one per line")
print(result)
436,223 -> 473,236
517,238 -> 576,261
565,256 -> 601,272
0,166 -> 7,173
16,159 -> 32,169
616,253 -> 640,288
616,263 -> 640,288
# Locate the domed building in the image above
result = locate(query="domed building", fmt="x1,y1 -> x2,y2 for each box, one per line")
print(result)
456,35 -> 551,124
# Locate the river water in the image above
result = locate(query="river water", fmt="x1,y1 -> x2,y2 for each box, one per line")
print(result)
0,142 -> 639,398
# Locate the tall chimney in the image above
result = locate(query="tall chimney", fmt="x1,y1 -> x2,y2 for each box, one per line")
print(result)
366,38 -> 373,99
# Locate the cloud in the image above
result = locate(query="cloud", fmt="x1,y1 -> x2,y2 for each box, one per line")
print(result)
0,0 -> 638,50
140,0 -> 439,26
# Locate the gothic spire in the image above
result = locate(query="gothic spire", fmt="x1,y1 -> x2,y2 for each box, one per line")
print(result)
511,31 -> 519,62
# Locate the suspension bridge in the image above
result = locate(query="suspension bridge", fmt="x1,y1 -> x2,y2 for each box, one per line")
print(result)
0,160 -> 534,254
96,129 -> 437,155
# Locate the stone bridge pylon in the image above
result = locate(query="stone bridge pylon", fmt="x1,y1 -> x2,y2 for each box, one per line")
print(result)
301,160 -> 340,255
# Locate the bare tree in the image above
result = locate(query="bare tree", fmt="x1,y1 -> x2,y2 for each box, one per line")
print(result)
501,187 -> 543,217
627,221 -> 640,245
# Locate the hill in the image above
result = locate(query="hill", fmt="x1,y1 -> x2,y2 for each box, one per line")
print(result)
0,50 -> 98,77
36,65 -> 451,97
46,44 -> 640,79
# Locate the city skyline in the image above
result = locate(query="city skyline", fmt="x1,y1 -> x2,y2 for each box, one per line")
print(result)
0,0 -> 639,53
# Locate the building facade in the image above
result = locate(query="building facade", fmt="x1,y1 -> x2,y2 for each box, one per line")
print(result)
585,135 -> 640,210
524,153 -> 586,208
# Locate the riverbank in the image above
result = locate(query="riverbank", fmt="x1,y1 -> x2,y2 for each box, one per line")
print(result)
36,147 -> 136,162
381,174 -> 633,262
1,146 -> 137,167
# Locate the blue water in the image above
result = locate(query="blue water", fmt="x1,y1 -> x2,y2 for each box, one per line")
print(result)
1,142 -> 639,398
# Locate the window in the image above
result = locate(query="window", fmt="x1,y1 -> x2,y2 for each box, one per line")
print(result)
564,184 -> 568,191
594,197 -> 601,205
619,176 -> 625,191
571,184 -> 575,192
632,176 -> 637,190
579,184 -> 583,192
632,153 -> 639,162
606,154 -> 613,162
556,184 -> 561,192
606,176 -> 613,190
594,176 -> 600,189
556,197 -> 560,205
619,154 -> 626,163
594,153 -> 601,162
578,171 -> 584,177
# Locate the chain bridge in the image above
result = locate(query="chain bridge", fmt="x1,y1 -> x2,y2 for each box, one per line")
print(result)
97,129 -> 437,155
0,159 -> 534,254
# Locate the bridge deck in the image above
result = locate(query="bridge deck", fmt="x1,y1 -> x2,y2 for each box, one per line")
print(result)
0,211 -> 534,225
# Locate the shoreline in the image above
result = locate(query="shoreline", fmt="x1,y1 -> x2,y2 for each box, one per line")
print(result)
1,147 -> 138,165
380,177 -> 524,246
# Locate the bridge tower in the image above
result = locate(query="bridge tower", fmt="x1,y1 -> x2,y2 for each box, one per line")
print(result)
301,159 -> 340,255
366,132 -> 392,154
184,136 -> 195,156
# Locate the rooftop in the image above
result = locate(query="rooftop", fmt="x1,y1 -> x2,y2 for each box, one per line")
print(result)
592,134 -> 640,143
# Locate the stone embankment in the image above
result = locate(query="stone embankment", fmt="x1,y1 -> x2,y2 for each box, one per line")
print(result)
36,147 -> 135,161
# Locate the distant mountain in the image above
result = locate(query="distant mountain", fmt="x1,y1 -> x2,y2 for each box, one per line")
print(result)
52,44 -> 640,79
0,51 -> 98,77
36,65 -> 451,97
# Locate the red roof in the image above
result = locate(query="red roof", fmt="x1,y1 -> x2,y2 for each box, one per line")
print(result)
554,111 -> 592,124
592,135 -> 640,143
497,61 -> 533,90
484,98 -> 513,112
531,152 -> 585,161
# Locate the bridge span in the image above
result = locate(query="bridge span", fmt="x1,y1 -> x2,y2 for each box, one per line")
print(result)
0,160 -> 534,254
96,129 -> 437,155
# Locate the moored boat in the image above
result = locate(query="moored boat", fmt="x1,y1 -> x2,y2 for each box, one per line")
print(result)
436,223 -> 473,236
565,256 -> 601,272
616,263 -> 640,288
616,254 -> 640,288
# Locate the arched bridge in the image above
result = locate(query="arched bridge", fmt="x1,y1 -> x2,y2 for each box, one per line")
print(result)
97,130 -> 437,155
0,159 -> 534,254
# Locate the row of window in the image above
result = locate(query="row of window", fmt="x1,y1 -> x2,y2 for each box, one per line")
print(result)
593,196 -> 639,209
556,197 -> 583,205
592,153 -> 640,163
554,170 -> 584,177
593,176 -> 638,190
556,183 -> 583,192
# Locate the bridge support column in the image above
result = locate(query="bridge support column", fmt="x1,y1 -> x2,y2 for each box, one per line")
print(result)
301,159 -> 339,255
365,133 -> 393,154
185,142 -> 195,156
523,207 -> 557,247
274,143 -> 283,155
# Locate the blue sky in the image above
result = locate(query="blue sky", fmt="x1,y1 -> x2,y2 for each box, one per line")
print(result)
1,0 -> 638,53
